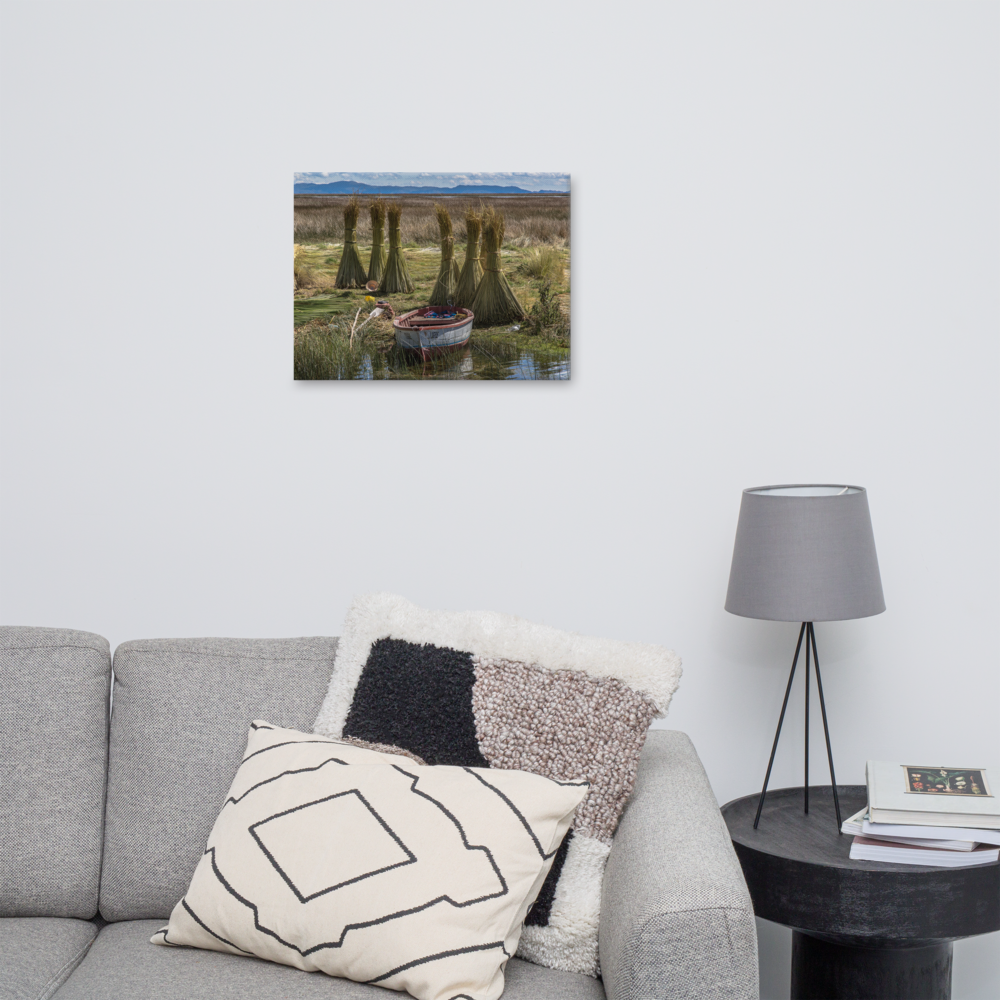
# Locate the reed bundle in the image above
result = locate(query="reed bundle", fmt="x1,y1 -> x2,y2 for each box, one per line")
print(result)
453,208 -> 483,307
366,197 -> 387,284
376,201 -> 414,294
428,204 -> 461,306
334,196 -> 368,289
470,207 -> 525,326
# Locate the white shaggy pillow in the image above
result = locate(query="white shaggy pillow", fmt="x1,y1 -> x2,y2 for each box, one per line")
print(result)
152,722 -> 586,1000
313,592 -> 683,976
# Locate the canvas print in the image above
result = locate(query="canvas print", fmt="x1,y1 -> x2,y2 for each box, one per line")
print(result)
294,173 -> 570,380
903,766 -> 992,797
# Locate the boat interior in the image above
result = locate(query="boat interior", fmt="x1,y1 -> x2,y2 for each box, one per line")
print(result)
394,307 -> 472,329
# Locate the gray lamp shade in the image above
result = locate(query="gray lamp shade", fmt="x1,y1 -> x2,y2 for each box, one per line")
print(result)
725,485 -> 885,622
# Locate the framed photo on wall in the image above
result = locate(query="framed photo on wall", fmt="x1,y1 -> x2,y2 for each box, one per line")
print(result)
293,173 -> 570,381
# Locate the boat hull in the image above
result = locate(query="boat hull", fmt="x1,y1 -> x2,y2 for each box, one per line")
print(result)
394,308 -> 474,360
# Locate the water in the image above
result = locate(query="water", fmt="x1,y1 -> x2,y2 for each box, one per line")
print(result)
385,343 -> 569,380
298,338 -> 570,381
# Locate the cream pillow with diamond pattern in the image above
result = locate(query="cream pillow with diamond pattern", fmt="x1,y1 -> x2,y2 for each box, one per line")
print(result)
152,722 -> 587,1000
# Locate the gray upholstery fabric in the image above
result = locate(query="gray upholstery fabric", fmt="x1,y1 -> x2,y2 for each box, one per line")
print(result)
0,917 -> 97,1000
99,637 -> 341,920
0,627 -> 111,918
53,920 -> 606,999
600,730 -> 758,1000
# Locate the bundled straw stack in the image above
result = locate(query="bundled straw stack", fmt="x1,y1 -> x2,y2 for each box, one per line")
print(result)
366,197 -> 387,284
445,212 -> 460,287
334,196 -> 368,289
376,201 -> 414,294
470,207 -> 525,326
453,208 -> 483,308
428,204 -> 461,307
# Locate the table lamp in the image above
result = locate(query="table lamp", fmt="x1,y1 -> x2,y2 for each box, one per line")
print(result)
725,485 -> 885,832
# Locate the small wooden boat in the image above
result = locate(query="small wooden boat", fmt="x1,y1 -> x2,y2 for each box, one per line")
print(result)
393,306 -> 473,360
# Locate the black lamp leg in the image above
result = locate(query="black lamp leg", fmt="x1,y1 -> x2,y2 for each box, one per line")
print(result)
753,622 -> 807,830
804,627 -> 811,815
810,623 -> 842,832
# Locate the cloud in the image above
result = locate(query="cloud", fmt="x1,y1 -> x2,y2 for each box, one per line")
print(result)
293,172 -> 570,192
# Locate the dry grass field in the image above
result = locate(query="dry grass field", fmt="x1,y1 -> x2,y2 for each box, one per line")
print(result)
294,193 -> 570,247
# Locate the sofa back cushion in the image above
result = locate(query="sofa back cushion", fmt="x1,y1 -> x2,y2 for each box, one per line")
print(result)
0,626 -> 111,918
99,637 -> 339,921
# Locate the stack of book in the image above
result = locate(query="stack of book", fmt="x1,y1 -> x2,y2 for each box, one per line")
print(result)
845,761 -> 1000,867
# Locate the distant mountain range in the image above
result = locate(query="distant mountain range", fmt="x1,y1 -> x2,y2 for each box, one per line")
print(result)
294,182 -> 567,196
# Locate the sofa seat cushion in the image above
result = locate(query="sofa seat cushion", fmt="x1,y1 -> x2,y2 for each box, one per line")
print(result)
100,637 -> 340,920
0,917 -> 97,1000
52,921 -> 606,1000
1,627 -> 111,918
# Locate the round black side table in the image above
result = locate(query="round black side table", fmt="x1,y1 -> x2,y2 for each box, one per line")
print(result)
722,785 -> 1000,1000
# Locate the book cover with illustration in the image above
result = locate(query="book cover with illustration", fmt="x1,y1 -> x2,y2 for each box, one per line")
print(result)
867,761 -> 1000,828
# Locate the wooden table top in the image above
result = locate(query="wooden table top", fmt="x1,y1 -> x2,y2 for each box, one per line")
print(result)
722,785 -> 1000,942
724,784 -> 947,871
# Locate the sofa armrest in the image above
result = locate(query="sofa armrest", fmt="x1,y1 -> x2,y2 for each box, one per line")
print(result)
599,730 -> 758,1000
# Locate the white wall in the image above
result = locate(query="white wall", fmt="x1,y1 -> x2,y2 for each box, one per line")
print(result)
1,2 -> 997,996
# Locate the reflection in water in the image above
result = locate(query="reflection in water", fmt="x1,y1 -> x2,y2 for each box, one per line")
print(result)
404,346 -> 476,380
374,339 -> 568,381
507,353 -> 570,380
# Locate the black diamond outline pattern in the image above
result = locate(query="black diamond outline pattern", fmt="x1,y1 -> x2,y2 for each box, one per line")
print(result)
185,761 -> 511,963
249,789 -> 417,903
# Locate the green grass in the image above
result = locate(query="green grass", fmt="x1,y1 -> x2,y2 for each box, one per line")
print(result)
516,245 -> 565,281
294,242 -> 569,335
523,279 -> 571,344
294,315 -> 568,381
293,240 -> 570,379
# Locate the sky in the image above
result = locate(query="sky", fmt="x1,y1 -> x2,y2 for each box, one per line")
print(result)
294,172 -> 570,192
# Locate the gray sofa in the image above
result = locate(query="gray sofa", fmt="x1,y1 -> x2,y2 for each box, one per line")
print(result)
1,626 -> 758,1000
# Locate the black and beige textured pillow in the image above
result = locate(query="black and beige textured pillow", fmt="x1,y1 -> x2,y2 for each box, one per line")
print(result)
313,593 -> 683,976
153,722 -> 586,1000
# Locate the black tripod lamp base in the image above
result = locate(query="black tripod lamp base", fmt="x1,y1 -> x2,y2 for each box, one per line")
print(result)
753,622 -> 843,833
